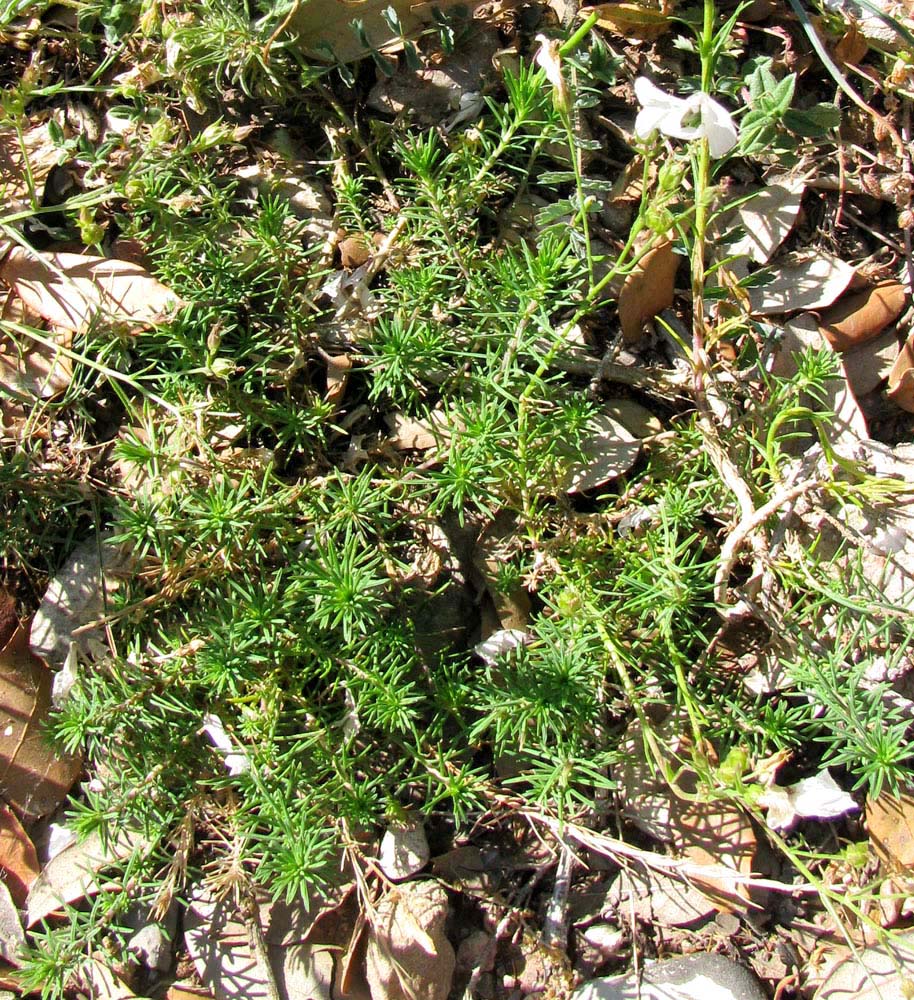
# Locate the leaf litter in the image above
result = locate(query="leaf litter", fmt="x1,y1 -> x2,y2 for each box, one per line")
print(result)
0,248 -> 184,334
4,0 -> 914,995
0,619 -> 82,823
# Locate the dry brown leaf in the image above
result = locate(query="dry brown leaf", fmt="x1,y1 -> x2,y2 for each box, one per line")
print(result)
339,235 -> 373,269
819,281 -> 908,351
385,410 -> 450,451
431,846 -> 498,895
289,0 -> 473,63
772,313 -> 868,449
83,958 -> 139,999
812,931 -> 914,1000
0,623 -> 82,823
603,398 -> 663,438
589,1 -> 672,39
617,719 -> 758,912
339,910 -> 372,1000
0,589 -> 17,651
565,413 -> 640,493
618,716 -> 685,842
866,788 -> 914,872
324,353 -> 352,407
365,880 -> 455,1000
888,334 -> 914,413
474,512 -> 530,632
834,24 -> 871,64
166,983 -> 214,1000
0,293 -> 72,399
605,867 -> 716,928
0,880 -> 25,967
618,240 -> 680,343
727,175 -> 806,265
748,251 -> 856,315
379,820 -> 430,882
0,804 -> 39,907
671,783 -> 759,912
30,536 -> 133,669
26,827 -> 144,926
0,121 -> 59,210
1,247 -> 183,334
841,327 -> 898,398
184,883 -> 357,1000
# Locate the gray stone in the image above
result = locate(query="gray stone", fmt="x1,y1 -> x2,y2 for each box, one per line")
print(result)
573,953 -> 767,1000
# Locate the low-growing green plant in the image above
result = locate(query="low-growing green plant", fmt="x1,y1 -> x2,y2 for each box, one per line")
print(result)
3,0 -> 914,991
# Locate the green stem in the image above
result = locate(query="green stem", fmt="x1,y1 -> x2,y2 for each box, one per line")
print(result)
691,0 -> 716,389
559,10 -> 600,56
561,105 -> 595,288
701,0 -> 715,91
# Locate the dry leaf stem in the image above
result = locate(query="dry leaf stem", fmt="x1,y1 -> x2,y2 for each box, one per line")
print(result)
239,890 -> 282,1000
540,840 -> 575,951
713,476 -> 826,613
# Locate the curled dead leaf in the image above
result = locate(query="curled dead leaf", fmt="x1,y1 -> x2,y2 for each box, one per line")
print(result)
0,804 -> 39,906
887,334 -> 914,413
618,240 -> 680,343
365,880 -> 455,1000
819,281 -> 907,352
324,353 -> 352,407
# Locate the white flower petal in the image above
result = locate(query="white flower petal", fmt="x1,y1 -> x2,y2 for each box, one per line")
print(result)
202,713 -> 232,752
474,629 -> 530,666
634,105 -> 673,139
535,35 -> 564,93
695,93 -> 739,157
654,103 -> 702,141
223,752 -> 250,777
758,784 -> 797,831
788,770 -> 858,821
202,713 -> 250,775
633,78 -> 738,156
634,78 -> 692,140
634,76 -> 680,110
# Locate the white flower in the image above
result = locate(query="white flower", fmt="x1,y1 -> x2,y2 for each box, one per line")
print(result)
535,34 -> 570,113
202,713 -> 250,776
634,77 -> 739,158
474,629 -> 531,666
758,768 -> 858,832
